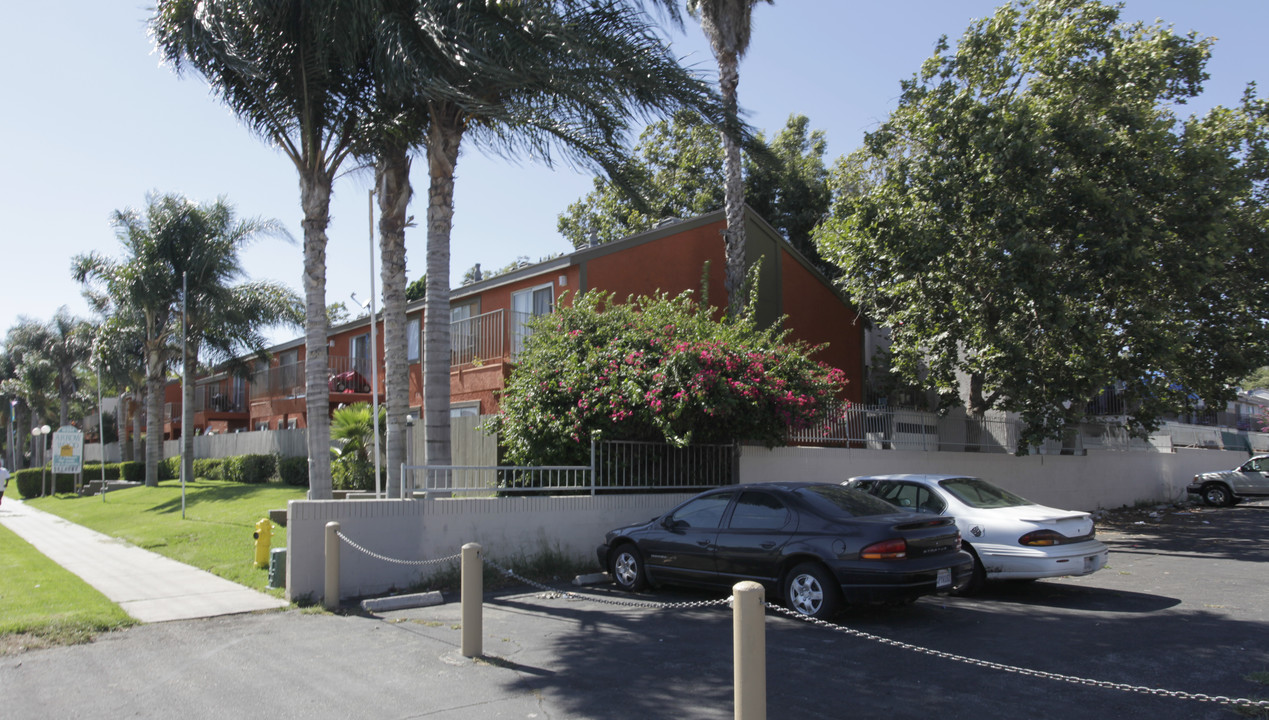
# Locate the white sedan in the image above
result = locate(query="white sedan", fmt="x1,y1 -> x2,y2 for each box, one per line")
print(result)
845,474 -> 1108,593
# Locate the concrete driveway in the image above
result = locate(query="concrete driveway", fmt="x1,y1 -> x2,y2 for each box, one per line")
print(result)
3,501 -> 1266,720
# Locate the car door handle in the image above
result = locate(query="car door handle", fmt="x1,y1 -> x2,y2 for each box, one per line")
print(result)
697,540 -> 712,547
760,542 -> 776,549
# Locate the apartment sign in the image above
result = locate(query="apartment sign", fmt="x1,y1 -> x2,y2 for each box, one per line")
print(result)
52,425 -> 84,474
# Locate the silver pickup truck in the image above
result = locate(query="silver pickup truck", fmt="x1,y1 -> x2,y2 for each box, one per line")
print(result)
1187,455 -> 1269,506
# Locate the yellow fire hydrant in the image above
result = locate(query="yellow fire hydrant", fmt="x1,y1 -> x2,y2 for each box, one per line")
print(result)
253,518 -> 273,568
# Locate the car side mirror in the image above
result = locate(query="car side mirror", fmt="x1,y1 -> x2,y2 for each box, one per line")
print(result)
661,517 -> 683,531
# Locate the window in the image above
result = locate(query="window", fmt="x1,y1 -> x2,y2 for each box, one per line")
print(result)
451,303 -> 478,364
728,492 -> 790,530
407,316 -> 420,363
511,284 -> 554,356
451,402 -> 480,418
286,417 -> 298,430
255,421 -> 269,431
350,333 -> 370,375
667,492 -> 731,529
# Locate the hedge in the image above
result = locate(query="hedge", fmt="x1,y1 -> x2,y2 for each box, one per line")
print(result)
277,456 -> 309,487
193,458 -> 224,480
120,461 -> 145,482
81,463 -> 122,481
222,454 -> 275,484
13,468 -> 76,498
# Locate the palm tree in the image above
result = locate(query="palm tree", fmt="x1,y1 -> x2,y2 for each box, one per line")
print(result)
74,197 -> 184,486
151,0 -> 380,499
43,308 -> 95,427
687,0 -> 772,317
172,200 -> 302,487
1,319 -> 57,468
363,0 -> 723,491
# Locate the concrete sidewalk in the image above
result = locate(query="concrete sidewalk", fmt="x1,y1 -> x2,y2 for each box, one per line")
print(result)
0,497 -> 288,622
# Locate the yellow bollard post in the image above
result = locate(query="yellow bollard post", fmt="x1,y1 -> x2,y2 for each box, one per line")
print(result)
461,542 -> 483,658
324,521 -> 341,611
733,581 -> 767,720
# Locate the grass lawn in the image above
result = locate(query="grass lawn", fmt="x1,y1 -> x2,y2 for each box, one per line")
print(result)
23,479 -> 306,593
0,522 -> 136,650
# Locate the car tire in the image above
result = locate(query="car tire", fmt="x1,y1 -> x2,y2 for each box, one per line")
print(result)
783,562 -> 841,620
953,546 -> 986,596
1202,483 -> 1234,507
610,543 -> 647,592
333,380 -> 346,392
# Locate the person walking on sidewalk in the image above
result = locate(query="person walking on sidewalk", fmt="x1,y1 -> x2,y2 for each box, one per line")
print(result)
0,460 -> 10,505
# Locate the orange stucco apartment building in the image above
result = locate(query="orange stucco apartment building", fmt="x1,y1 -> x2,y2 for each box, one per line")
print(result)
136,207 -> 866,441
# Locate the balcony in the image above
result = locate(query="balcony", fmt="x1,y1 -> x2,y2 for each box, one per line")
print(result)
194,379 -> 248,414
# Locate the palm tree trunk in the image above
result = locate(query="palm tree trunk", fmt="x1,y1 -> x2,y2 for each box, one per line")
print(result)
301,169 -> 335,499
15,405 -> 27,469
144,349 -> 165,487
718,51 -> 747,319
423,105 -> 465,492
377,148 -> 412,498
130,393 -> 143,463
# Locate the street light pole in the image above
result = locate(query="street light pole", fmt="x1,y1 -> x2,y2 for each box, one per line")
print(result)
98,359 -> 107,503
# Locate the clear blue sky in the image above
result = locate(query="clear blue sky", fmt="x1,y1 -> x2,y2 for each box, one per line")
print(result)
2,1 -> 1265,347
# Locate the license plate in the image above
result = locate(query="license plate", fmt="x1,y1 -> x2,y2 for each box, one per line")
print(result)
937,568 -> 952,589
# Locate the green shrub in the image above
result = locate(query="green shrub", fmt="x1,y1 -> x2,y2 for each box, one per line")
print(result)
119,461 -> 145,482
15,468 -> 44,498
158,456 -> 179,480
223,454 -> 275,484
193,458 -> 224,480
82,463 -> 122,481
331,456 -> 383,492
277,456 -> 309,487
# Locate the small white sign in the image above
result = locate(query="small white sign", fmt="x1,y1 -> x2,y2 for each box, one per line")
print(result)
51,425 -> 84,475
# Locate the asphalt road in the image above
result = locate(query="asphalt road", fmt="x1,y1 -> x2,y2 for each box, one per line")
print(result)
3,501 -> 1267,720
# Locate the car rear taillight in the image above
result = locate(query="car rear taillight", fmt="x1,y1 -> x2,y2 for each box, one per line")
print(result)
1018,530 -> 1065,546
860,538 -> 907,559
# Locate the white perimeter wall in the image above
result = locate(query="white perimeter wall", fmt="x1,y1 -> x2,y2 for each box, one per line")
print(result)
287,445 -> 1251,603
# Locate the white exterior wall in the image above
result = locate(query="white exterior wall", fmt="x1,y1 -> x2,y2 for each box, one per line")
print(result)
740,445 -> 1243,511
287,445 -> 1252,604
286,493 -> 695,604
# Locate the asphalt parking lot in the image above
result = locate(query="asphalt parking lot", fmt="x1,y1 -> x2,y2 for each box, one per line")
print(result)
4,501 -> 1267,719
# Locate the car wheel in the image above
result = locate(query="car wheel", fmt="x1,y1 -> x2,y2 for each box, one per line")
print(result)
333,380 -> 346,392
1202,483 -> 1234,507
610,543 -> 647,592
783,562 -> 841,620
953,545 -> 986,596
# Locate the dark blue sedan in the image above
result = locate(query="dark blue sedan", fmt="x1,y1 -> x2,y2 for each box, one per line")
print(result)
597,482 -> 974,618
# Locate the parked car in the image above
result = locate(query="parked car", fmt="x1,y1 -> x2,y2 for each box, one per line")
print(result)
1187,455 -> 1269,506
596,482 -> 974,619
845,475 -> 1108,594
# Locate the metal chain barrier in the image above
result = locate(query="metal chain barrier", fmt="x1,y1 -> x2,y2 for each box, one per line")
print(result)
764,602 -> 1269,711
335,530 -> 461,567
485,558 -> 731,611
328,530 -> 1267,710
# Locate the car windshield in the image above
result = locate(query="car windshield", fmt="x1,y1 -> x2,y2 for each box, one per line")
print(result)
797,484 -> 905,517
939,477 -> 1032,509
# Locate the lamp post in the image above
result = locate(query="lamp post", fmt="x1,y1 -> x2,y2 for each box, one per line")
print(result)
32,424 -> 50,496
351,290 -> 382,499
7,399 -> 15,471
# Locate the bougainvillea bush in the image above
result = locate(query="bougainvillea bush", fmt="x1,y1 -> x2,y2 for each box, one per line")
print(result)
488,290 -> 847,466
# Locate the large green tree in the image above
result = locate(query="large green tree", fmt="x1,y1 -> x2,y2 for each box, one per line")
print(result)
152,0 -> 379,498
814,0 -> 1269,448
557,112 -> 830,267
